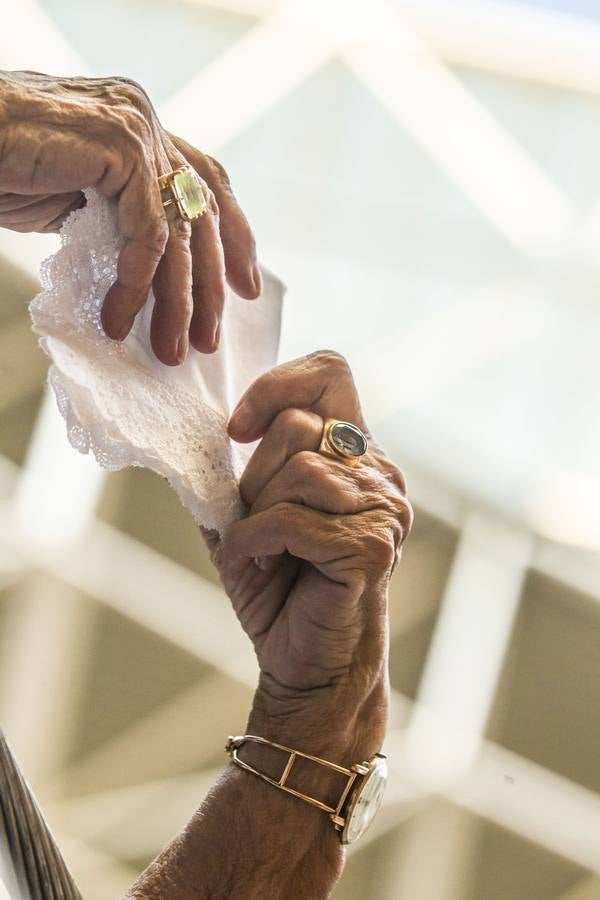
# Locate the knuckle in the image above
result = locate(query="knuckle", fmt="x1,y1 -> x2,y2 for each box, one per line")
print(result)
274,501 -> 295,529
205,187 -> 220,218
169,217 -> 192,240
273,407 -> 308,435
368,527 -> 397,570
385,494 -> 413,548
399,496 -> 414,536
287,449 -> 322,485
206,154 -> 233,190
310,349 -> 351,376
390,462 -> 408,496
116,77 -> 152,110
145,217 -> 169,256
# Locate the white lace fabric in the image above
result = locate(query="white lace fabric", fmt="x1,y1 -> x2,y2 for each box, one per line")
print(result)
30,189 -> 284,534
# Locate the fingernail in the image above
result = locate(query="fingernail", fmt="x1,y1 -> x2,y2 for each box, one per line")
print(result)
176,333 -> 188,364
115,316 -> 135,342
229,398 -> 251,435
251,262 -> 262,296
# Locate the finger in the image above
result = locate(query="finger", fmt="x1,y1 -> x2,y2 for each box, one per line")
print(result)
239,408 -> 323,507
188,185 -> 226,354
151,215 -> 194,364
169,133 -> 260,300
147,139 -> 197,365
250,451 -> 402,521
223,503 -> 350,573
0,191 -> 84,229
101,168 -> 168,345
229,350 -> 366,443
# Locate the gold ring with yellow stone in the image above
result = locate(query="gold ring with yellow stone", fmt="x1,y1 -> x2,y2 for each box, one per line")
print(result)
158,165 -> 208,222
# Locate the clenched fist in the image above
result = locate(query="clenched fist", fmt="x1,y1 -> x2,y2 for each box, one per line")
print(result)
213,351 -> 413,763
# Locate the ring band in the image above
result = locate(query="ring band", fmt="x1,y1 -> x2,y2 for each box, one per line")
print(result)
319,419 -> 368,466
158,165 -> 208,222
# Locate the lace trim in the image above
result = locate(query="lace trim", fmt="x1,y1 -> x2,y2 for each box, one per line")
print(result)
29,189 -> 279,534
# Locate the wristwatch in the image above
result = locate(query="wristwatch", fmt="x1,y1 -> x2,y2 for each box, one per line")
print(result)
225,734 -> 388,844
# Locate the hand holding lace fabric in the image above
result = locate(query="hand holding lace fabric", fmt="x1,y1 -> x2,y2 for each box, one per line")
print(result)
30,189 -> 284,535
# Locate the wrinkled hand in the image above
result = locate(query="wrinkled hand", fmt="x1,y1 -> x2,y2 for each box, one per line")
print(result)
0,71 -> 260,364
213,352 -> 412,715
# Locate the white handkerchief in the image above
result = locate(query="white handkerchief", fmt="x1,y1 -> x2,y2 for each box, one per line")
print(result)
30,189 -> 284,534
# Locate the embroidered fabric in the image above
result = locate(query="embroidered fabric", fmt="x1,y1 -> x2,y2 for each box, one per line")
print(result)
29,189 -> 284,535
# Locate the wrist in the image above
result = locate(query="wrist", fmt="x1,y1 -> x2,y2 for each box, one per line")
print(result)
235,671 -> 388,823
247,668 -> 389,763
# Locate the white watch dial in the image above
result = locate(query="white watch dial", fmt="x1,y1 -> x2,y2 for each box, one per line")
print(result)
344,756 -> 388,844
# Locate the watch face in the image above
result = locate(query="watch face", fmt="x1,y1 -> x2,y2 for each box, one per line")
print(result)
344,756 -> 388,844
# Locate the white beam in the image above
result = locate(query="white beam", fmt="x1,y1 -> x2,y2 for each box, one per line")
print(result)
0,231 -> 58,284
0,0 -> 89,75
189,0 -> 600,97
50,770 -> 221,863
444,739 -> 600,875
403,511 -> 532,785
159,0 -> 348,150
0,574 -> 96,783
343,0 -> 574,257
0,454 -> 599,870
13,389 -> 106,548
43,674 -> 253,800
399,0 -> 600,97
372,802 -> 476,900
383,726 -> 600,875
166,0 -> 575,254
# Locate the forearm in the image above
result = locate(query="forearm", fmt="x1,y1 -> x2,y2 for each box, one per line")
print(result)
124,665 -> 389,900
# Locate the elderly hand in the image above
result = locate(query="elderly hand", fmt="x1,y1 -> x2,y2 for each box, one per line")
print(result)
0,71 -> 259,364
215,351 -> 412,760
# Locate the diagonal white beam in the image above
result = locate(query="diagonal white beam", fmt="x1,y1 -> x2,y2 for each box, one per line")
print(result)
165,0 -> 574,257
191,0 -> 600,97
398,0 -> 600,97
0,574 -> 97,784
13,389 -> 106,548
159,0 -> 349,150
0,0 -> 89,74
0,453 -> 599,870
385,726 -> 600,875
41,691 -> 600,874
343,0 -> 575,256
43,674 -> 253,801
49,770 -> 221,863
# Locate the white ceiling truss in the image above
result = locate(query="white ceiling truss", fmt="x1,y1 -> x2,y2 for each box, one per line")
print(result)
1,0 -> 599,895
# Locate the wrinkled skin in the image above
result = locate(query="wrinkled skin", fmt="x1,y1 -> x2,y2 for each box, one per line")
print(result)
0,71 -> 260,364
211,350 -> 413,750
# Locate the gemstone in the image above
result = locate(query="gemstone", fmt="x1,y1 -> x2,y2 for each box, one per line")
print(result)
330,422 -> 367,458
172,167 -> 206,220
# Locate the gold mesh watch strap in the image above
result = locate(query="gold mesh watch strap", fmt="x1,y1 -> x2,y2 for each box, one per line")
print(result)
225,734 -> 369,827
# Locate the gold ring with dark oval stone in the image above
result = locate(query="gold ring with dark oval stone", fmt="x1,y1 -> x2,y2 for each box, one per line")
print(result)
158,165 -> 208,222
319,419 -> 368,467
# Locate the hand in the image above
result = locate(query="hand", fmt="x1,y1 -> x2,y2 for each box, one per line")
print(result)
0,71 -> 260,364
213,351 -> 412,759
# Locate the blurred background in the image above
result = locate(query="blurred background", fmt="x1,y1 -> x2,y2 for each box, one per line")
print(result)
1,0 -> 600,897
